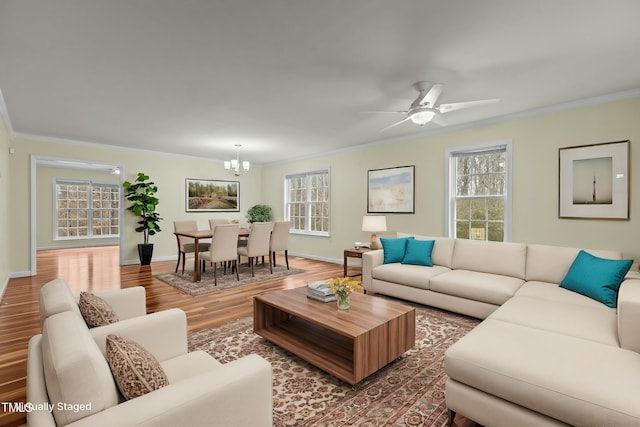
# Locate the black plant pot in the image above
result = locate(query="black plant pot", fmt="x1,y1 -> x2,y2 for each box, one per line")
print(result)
138,243 -> 154,265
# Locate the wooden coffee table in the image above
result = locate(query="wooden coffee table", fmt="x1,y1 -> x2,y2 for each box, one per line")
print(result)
253,287 -> 415,384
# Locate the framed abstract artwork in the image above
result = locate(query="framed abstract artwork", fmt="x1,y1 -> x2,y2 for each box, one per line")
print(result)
185,178 -> 240,212
559,140 -> 629,219
367,165 -> 415,213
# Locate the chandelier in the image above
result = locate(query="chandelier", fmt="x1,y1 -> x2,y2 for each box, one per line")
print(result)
224,144 -> 250,176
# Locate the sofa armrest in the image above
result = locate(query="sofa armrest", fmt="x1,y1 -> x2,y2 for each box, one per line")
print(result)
67,354 -> 273,427
90,308 -> 188,362
617,278 -> 640,352
96,286 -> 146,320
624,270 -> 640,280
362,250 -> 384,291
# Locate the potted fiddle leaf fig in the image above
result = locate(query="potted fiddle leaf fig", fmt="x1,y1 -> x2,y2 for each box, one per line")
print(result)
246,204 -> 272,223
123,172 -> 162,265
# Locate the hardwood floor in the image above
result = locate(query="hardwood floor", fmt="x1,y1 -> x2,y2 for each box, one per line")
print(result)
0,246 -> 475,427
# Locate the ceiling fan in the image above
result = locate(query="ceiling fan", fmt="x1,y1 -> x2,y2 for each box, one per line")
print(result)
372,82 -> 499,131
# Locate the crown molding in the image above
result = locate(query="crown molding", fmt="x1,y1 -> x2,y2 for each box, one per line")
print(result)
8,87 -> 640,167
263,87 -> 640,167
12,131 -> 237,165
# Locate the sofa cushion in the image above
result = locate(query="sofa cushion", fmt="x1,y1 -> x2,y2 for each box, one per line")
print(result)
380,236 -> 414,264
525,244 -> 622,284
559,250 -> 632,308
444,319 -> 640,426
515,281 -> 613,311
430,270 -> 524,306
106,334 -> 170,400
401,239 -> 435,266
79,291 -> 119,328
398,233 -> 456,268
372,263 -> 450,290
161,350 -> 222,383
39,278 -> 83,324
451,239 -> 527,279
42,311 -> 119,426
489,296 -> 618,346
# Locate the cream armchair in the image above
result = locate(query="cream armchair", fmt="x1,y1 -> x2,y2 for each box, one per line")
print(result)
38,278 -> 147,328
27,308 -> 273,427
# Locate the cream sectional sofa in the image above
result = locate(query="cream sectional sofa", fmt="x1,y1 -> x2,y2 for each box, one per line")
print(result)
362,233 -> 640,427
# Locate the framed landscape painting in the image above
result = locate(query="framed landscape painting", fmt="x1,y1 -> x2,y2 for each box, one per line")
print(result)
186,178 -> 240,212
559,140 -> 629,219
367,165 -> 415,213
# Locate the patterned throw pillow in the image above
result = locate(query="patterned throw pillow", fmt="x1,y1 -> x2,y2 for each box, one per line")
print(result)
106,334 -> 170,400
78,291 -> 119,328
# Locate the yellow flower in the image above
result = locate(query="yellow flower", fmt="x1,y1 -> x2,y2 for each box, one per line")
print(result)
326,277 -> 362,295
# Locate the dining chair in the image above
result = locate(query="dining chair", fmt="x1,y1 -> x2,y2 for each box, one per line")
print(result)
174,220 -> 209,274
208,218 -> 230,232
270,221 -> 290,270
237,222 -> 274,277
209,218 -> 231,267
200,224 -> 240,285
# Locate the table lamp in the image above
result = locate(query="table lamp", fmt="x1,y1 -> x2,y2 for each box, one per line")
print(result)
362,215 -> 387,250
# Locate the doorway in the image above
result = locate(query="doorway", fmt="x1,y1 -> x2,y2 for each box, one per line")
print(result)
29,155 -> 124,275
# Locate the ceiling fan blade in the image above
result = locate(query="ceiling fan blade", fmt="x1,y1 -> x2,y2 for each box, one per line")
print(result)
359,110 -> 407,114
379,117 -> 411,132
418,83 -> 444,107
437,98 -> 499,113
431,113 -> 447,126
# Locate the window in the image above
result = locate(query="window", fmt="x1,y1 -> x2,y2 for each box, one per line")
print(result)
284,169 -> 330,236
55,180 -> 120,239
446,142 -> 512,242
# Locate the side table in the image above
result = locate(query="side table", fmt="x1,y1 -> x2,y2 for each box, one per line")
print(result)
344,247 -> 372,277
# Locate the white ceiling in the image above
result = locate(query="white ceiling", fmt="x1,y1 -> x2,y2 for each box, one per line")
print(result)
2,1 -> 640,166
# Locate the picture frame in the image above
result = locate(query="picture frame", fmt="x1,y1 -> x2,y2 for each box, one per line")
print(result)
559,140 -> 629,219
185,178 -> 240,212
367,165 -> 415,213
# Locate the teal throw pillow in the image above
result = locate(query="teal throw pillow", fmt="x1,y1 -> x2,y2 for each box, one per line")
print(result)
559,250 -> 633,308
402,239 -> 435,267
380,236 -> 415,264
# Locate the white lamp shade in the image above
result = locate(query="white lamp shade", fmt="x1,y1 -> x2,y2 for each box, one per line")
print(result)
362,215 -> 387,232
242,161 -> 250,171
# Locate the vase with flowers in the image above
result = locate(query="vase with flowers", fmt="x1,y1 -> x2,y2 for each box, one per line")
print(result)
327,277 -> 362,310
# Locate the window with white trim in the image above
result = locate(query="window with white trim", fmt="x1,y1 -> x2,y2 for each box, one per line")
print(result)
446,142 -> 512,242
55,180 -> 120,239
284,169 -> 330,236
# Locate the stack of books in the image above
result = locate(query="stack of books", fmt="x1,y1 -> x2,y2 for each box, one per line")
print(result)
307,281 -> 336,302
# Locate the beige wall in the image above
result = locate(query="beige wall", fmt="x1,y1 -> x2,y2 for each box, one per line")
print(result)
36,167 -> 120,248
7,96 -> 640,276
0,114 -> 10,291
262,96 -> 640,266
9,138 -> 264,274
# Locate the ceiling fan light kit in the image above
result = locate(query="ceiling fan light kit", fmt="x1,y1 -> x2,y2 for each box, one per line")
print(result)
408,108 -> 436,125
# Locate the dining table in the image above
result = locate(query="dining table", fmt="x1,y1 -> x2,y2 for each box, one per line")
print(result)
173,227 -> 249,282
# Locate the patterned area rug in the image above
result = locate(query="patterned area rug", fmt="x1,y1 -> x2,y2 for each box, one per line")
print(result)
154,264 -> 305,296
189,300 -> 480,426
